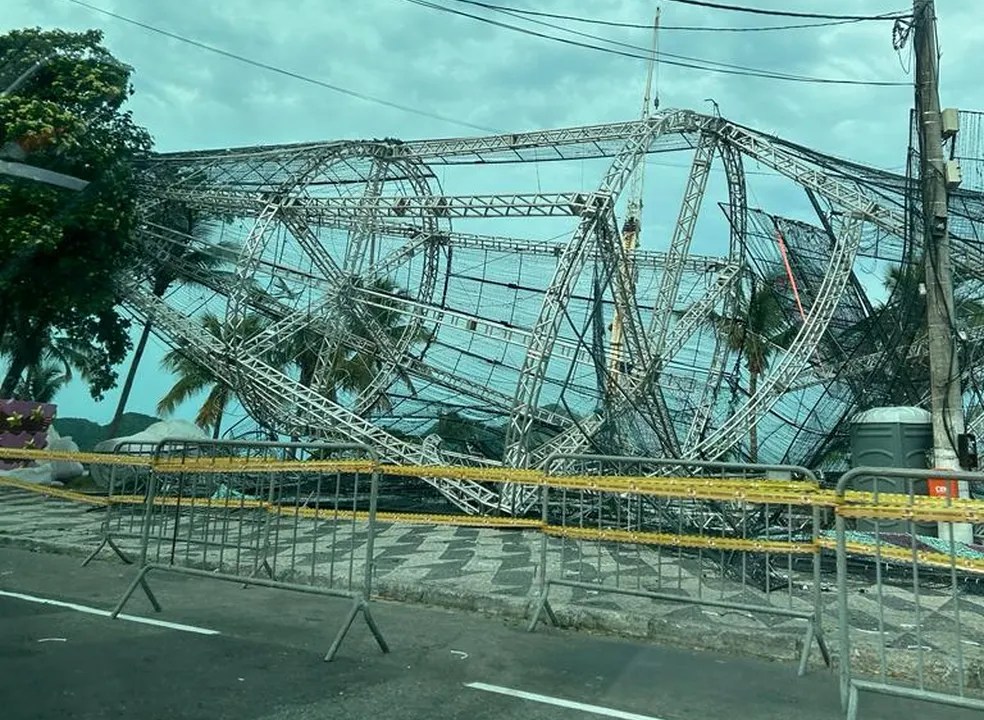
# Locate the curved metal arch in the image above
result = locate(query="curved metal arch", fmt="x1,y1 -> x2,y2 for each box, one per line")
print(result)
129,110 -> 922,513
223,145 -> 371,343
683,140 -> 747,452
690,209 -> 866,460
348,155 -> 448,417
502,112 -> 700,470
221,144 -> 445,438
305,153 -> 444,391
521,119 -> 737,465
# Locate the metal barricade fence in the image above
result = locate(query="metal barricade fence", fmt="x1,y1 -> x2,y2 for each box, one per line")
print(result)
528,454 -> 831,676
834,467 -> 984,719
83,440 -> 164,566
111,438 -> 389,661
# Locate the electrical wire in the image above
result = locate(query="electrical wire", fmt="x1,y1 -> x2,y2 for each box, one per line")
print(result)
660,0 -> 908,22
405,0 -> 908,87
448,0 -> 831,80
445,0 -> 870,32
60,0 -> 500,133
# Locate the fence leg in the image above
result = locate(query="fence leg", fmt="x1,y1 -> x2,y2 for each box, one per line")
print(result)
361,601 -> 390,654
81,538 -> 108,567
324,598 -> 362,662
83,535 -> 134,567
112,566 -> 161,617
527,589 -> 558,633
243,558 -> 274,589
797,620 -> 815,676
845,684 -> 859,720
323,597 -> 389,662
82,517 -> 133,567
815,623 -> 832,668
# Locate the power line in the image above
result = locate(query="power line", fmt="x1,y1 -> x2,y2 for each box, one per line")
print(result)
60,0 -> 499,133
660,0 -> 908,21
445,0 -> 872,32
405,0 -> 908,87
450,0 -> 853,81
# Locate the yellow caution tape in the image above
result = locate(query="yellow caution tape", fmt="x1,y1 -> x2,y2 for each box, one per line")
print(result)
372,511 -> 542,529
0,475 -> 110,506
539,474 -> 829,505
152,458 -> 376,474
4,446 -> 984,527
816,537 -> 984,574
543,524 -> 817,554
0,447 -> 152,466
7,471 -> 984,574
836,503 -> 984,524
377,463 -> 544,484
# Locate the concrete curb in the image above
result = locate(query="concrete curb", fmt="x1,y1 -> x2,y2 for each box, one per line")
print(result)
371,576 -> 820,667
0,533 -> 94,559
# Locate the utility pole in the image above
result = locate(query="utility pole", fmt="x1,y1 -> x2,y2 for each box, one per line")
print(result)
912,0 -> 973,543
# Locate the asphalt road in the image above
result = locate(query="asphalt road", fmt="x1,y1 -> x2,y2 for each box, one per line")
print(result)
0,546 -> 978,720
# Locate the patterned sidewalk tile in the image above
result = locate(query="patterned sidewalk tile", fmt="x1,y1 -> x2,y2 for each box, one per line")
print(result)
2,485 -> 983,673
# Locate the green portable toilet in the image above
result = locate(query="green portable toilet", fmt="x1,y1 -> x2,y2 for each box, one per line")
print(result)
848,406 -> 936,536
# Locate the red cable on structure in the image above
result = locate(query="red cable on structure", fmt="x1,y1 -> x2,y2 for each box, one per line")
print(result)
773,218 -> 806,322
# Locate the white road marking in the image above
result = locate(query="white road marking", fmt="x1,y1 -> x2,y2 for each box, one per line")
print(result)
37,637 -> 68,643
450,650 -> 469,659
0,590 -> 220,635
465,682 -> 666,720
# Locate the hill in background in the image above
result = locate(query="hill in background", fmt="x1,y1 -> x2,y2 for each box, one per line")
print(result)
53,413 -> 161,452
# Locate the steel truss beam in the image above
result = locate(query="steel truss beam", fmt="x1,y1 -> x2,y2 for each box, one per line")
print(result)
258,218 -> 730,276
525,261 -> 742,470
502,117 -> 689,475
648,130 -> 718,355
141,113 -> 701,172
125,285 -> 501,514
525,117 -> 907,465
132,110 -> 924,510
684,143 -> 747,451
715,123 -> 906,238
150,246 -> 574,433
143,189 -> 604,220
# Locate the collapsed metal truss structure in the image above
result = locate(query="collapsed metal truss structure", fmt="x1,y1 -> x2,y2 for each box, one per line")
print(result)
130,109 -> 984,515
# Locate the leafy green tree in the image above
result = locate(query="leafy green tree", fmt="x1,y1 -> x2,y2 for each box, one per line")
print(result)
0,28 -> 152,399
0,325 -> 99,403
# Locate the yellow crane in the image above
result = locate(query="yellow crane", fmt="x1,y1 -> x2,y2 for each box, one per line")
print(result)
607,8 -> 660,393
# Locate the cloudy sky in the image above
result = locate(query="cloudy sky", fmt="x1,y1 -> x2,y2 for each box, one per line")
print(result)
4,0 -> 982,429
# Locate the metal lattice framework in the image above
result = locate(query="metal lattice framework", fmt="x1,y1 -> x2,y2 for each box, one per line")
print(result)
128,108 -> 984,514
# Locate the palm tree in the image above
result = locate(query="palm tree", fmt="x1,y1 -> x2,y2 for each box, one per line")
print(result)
705,275 -> 797,462
13,361 -> 69,403
1,328 -> 96,400
107,203 -> 238,438
0,316 -> 49,398
157,311 -> 268,439
278,278 -> 429,414
841,260 -> 984,406
158,279 -> 428,440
